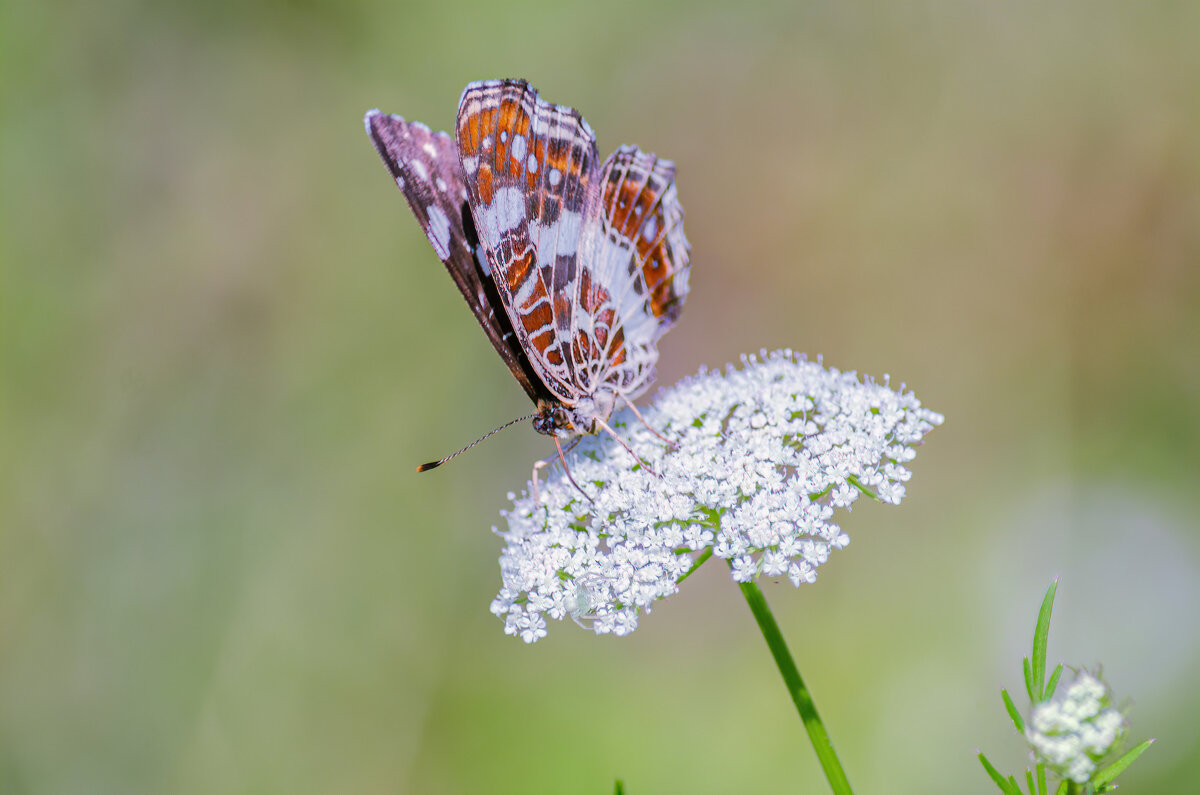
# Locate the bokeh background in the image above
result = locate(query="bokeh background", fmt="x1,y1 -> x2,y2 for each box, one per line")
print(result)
3,2 -> 1199,793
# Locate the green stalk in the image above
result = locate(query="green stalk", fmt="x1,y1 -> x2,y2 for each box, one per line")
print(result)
737,578 -> 853,795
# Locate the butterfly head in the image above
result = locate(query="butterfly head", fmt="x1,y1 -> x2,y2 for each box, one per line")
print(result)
532,404 -> 574,437
532,393 -> 616,438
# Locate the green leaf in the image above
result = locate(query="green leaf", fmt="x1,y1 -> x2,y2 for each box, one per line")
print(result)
1054,780 -> 1069,795
978,753 -> 1022,795
1002,688 -> 1025,733
1031,580 -> 1058,700
1092,738 -> 1154,787
1024,769 -> 1035,795
1036,762 -> 1047,795
1023,656 -> 1035,703
1045,664 -> 1064,700
613,779 -> 625,795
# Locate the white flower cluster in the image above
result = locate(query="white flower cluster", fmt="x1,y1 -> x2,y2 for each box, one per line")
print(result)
1026,672 -> 1126,784
490,350 -> 944,643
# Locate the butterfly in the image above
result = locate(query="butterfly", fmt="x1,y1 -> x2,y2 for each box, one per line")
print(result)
364,79 -> 690,481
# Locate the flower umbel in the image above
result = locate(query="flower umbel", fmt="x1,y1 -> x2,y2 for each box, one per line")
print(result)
491,349 -> 944,642
1025,671 -> 1127,785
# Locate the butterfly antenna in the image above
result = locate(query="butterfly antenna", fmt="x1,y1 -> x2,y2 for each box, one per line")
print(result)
416,412 -> 537,472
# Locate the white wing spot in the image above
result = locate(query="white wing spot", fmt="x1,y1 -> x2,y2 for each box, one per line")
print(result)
412,160 -> 429,181
527,155 -> 538,173
395,175 -> 406,191
477,243 -> 491,275
491,186 -> 525,232
500,130 -> 508,143
462,155 -> 478,174
642,215 -> 657,241
436,177 -> 447,192
513,273 -> 537,306
482,136 -> 492,150
511,134 -> 526,163
548,169 -> 561,187
426,205 -> 451,258
671,267 -> 689,299
423,142 -> 437,157
537,210 -> 583,262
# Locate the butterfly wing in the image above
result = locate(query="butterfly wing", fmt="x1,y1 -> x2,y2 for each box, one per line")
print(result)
455,79 -> 602,405
583,145 -> 691,398
364,109 -> 548,403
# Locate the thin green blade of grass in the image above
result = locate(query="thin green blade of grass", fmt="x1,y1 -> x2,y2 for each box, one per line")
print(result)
1031,581 -> 1058,700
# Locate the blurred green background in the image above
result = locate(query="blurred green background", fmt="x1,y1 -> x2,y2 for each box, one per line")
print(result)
3,2 -> 1199,793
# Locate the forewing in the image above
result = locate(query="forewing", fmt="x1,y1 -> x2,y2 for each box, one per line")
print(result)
572,145 -> 691,397
364,109 -> 547,403
455,79 -> 601,403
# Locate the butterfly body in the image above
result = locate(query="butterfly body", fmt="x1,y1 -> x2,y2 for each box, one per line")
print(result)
365,79 -> 690,444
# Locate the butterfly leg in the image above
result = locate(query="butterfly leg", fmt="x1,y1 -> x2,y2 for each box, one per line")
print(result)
621,396 -> 679,450
593,417 -> 660,477
531,437 -> 591,503
530,458 -> 550,501
555,436 -> 594,503
530,445 -> 559,500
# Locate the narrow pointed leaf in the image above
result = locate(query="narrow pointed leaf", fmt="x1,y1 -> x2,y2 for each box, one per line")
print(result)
1023,656 -> 1035,703
1093,738 -> 1154,786
978,753 -> 1022,795
1002,688 -> 1025,732
1036,762 -> 1047,795
1031,580 -> 1058,700
1045,663 -> 1064,700
1024,769 -> 1035,795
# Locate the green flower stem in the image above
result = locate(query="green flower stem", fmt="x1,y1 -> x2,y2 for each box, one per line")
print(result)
737,578 -> 853,795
